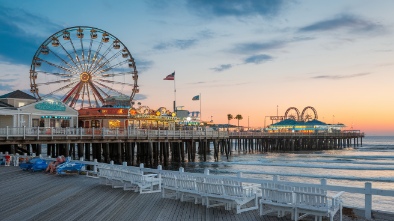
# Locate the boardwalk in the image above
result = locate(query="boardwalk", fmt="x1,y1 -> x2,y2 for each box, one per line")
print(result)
1,166 -> 290,221
1,166 -> 390,221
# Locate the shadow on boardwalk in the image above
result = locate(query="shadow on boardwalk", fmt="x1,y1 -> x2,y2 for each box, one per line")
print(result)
0,166 -> 386,221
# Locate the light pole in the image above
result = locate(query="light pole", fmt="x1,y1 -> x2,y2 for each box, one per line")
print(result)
248,116 -> 249,131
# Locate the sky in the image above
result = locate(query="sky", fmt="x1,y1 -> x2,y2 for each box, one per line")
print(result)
0,0 -> 393,136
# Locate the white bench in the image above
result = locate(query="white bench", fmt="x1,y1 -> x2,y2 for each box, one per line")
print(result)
123,169 -> 161,194
259,183 -> 295,218
97,165 -> 114,186
177,176 -> 201,204
199,182 -> 258,214
161,173 -> 179,199
294,191 -> 344,221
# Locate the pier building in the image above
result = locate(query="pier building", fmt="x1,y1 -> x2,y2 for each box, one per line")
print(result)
0,90 -> 78,128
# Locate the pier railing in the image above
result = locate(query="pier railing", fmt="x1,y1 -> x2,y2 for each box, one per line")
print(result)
0,127 -> 229,141
230,131 -> 365,138
0,127 -> 364,143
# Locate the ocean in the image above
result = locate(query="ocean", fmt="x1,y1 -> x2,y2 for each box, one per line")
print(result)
180,136 -> 394,212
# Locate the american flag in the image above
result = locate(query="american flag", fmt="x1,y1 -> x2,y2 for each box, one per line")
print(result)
163,72 -> 175,80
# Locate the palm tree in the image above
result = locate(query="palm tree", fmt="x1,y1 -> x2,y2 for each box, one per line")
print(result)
227,114 -> 233,131
235,114 -> 243,129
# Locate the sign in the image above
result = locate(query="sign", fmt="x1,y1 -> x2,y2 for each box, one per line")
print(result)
270,116 -> 284,121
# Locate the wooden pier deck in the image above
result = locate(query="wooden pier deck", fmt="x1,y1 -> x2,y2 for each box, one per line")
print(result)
1,166 -> 390,221
0,166 -> 290,221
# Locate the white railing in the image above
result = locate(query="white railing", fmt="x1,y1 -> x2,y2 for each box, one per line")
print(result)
0,127 -> 229,140
230,131 -> 364,138
70,159 -> 392,220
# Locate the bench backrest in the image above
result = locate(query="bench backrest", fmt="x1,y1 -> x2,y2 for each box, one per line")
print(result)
162,173 -> 177,188
177,178 -> 197,191
295,191 -> 328,208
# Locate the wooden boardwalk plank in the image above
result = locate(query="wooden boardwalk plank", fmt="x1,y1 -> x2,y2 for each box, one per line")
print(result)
1,166 -> 385,221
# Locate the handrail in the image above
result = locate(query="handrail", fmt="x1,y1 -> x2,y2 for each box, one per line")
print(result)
0,127 -> 229,140
0,127 -> 363,141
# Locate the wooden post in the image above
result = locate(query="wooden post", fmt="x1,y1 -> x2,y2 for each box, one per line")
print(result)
365,182 -> 372,220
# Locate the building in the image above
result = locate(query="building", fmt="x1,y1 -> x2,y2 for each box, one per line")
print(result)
266,119 -> 346,133
0,90 -> 78,128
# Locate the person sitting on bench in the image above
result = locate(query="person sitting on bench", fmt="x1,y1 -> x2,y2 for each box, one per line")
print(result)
45,155 -> 65,174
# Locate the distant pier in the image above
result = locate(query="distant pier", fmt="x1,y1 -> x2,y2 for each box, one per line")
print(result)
0,127 -> 364,168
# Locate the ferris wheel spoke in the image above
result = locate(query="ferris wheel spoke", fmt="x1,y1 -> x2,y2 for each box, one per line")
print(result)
35,71 -> 73,78
80,83 -> 87,108
69,83 -> 84,108
39,58 -> 75,73
87,81 -> 105,104
86,38 -> 94,72
63,82 -> 83,105
91,50 -> 123,74
57,42 -> 83,73
45,81 -> 79,97
88,44 -> 114,74
68,37 -> 84,70
96,79 -> 135,86
89,81 -> 110,98
95,58 -> 128,75
88,41 -> 104,72
94,81 -> 127,97
46,48 -> 80,75
89,86 -> 101,108
36,78 -> 75,86
99,71 -> 133,78
79,35 -> 86,71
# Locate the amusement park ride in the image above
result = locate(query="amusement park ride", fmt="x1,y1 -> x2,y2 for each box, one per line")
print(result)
265,106 -> 319,127
28,26 -> 188,129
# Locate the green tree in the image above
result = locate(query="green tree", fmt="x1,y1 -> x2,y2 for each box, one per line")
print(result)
235,114 -> 243,128
227,114 -> 233,131
227,114 -> 233,125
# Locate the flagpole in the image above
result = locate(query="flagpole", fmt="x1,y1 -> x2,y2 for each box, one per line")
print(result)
174,71 -> 176,112
199,93 -> 201,123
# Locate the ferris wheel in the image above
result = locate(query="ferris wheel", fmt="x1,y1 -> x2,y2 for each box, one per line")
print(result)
29,26 -> 139,109
301,106 -> 318,121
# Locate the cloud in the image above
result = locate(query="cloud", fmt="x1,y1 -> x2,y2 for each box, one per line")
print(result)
0,6 -> 62,65
153,29 -> 213,51
186,0 -> 287,18
244,54 -> 273,64
0,62 -> 30,92
312,72 -> 370,80
299,14 -> 384,34
0,83 -> 14,91
135,59 -> 154,73
211,64 -> 232,72
231,40 -> 287,55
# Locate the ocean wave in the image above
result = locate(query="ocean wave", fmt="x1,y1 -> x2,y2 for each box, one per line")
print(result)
188,161 -> 394,170
224,169 -> 394,183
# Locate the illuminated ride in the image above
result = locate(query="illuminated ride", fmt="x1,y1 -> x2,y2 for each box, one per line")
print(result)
284,107 -> 300,121
29,26 -> 139,109
301,106 -> 318,121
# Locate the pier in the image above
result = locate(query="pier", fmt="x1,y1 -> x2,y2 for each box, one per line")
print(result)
0,127 -> 364,167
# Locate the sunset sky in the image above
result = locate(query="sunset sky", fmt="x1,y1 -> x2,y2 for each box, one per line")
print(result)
0,0 -> 393,135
